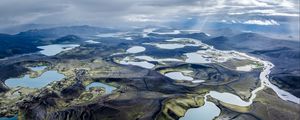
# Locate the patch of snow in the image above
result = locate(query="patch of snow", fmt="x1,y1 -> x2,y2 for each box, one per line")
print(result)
85,40 -> 100,44
124,37 -> 133,40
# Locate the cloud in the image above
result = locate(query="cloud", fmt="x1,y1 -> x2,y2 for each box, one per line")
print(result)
123,15 -> 162,22
228,9 -> 299,17
227,0 -> 270,7
243,19 -> 280,25
0,0 -> 298,29
221,19 -> 280,26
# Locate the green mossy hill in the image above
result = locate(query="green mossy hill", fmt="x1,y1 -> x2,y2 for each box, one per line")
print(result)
157,95 -> 205,120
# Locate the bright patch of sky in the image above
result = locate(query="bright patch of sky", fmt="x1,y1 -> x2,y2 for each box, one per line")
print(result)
221,19 -> 280,26
244,19 -> 280,26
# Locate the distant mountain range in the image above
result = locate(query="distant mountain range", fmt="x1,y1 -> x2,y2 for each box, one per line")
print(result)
0,24 -> 54,34
205,33 -> 299,51
16,25 -> 117,38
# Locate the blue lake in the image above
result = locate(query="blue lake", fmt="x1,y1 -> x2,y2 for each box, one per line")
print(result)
38,44 -> 79,56
86,82 -> 116,94
5,71 -> 65,88
180,101 -> 220,120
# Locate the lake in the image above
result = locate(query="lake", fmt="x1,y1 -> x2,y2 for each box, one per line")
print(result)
126,46 -> 146,53
120,61 -> 155,69
5,70 -> 65,88
165,72 -> 193,81
86,82 -> 116,94
38,44 -> 79,56
180,95 -> 220,120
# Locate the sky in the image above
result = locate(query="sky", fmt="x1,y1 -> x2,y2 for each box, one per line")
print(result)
0,0 -> 299,38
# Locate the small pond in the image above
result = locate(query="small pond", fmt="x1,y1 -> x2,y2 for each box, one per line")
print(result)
86,82 -> 116,94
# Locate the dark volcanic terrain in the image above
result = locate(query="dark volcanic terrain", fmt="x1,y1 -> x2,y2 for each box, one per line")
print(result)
0,27 -> 299,120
